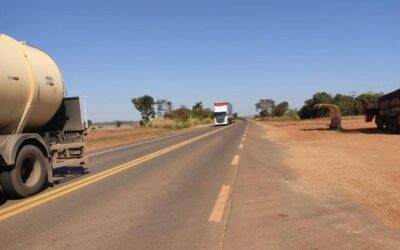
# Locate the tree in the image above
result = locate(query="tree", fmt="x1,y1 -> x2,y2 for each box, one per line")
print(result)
233,113 -> 238,120
203,108 -> 214,119
87,120 -> 93,127
116,121 -> 122,128
355,92 -> 383,115
298,92 -> 334,119
333,94 -> 354,116
131,95 -> 156,124
273,101 -> 289,117
191,102 -> 206,119
171,105 -> 191,121
155,99 -> 173,117
255,99 -> 275,117
297,91 -> 384,119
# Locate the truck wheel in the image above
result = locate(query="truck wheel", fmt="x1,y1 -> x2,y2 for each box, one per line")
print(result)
390,118 -> 396,134
0,145 -> 48,198
387,118 -> 393,133
394,118 -> 399,134
376,115 -> 384,129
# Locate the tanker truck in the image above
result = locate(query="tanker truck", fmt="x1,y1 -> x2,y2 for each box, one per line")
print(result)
0,34 -> 87,197
365,88 -> 400,133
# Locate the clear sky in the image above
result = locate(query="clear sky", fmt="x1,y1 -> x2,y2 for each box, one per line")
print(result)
1,0 -> 399,121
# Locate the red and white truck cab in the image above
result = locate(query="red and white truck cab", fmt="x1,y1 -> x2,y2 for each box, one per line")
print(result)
214,102 -> 233,125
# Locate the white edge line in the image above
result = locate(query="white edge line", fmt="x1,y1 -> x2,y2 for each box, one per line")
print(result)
232,154 -> 240,165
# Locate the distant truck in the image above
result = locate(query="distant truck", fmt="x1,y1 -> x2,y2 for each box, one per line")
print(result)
0,34 -> 88,197
365,89 -> 400,133
214,102 -> 234,125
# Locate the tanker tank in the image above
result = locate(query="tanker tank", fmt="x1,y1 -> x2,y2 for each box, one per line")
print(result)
0,34 -> 64,134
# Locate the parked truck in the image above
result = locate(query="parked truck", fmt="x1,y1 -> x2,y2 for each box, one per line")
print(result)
365,89 -> 400,133
214,102 -> 234,125
0,34 -> 88,197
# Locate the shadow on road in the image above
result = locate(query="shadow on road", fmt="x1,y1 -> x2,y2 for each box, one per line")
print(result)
301,128 -> 331,132
0,166 -> 90,206
0,196 -> 6,206
341,128 -> 397,135
53,166 -> 90,184
301,127 -> 396,135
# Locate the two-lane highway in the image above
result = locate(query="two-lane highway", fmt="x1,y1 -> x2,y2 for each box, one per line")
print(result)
2,121 -> 400,249
0,122 -> 247,249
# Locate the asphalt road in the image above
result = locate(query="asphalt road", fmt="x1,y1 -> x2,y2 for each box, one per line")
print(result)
0,121 -> 400,249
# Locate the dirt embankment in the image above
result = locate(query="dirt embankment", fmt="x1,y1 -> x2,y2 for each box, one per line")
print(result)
259,118 -> 400,227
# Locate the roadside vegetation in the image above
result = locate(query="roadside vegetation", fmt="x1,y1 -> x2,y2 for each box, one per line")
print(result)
254,91 -> 383,121
86,126 -> 171,149
131,95 -> 215,129
254,99 -> 300,121
86,96 -> 228,150
86,97 -> 219,150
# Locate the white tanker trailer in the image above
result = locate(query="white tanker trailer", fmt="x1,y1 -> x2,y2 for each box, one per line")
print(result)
0,34 -> 87,197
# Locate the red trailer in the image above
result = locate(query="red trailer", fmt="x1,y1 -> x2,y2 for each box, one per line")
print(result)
366,89 -> 400,133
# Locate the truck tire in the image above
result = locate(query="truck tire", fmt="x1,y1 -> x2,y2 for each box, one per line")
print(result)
376,115 -> 384,130
0,145 -> 47,198
394,117 -> 399,134
389,118 -> 397,134
387,118 -> 393,133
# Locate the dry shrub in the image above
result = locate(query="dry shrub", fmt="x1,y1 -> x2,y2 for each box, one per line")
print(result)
149,118 -> 176,129
149,117 -> 212,129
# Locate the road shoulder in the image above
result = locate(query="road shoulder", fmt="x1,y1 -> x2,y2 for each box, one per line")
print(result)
223,122 -> 400,249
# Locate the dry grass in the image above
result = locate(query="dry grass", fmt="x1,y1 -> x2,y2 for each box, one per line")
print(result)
86,118 -> 213,151
86,127 -> 171,150
149,117 -> 213,129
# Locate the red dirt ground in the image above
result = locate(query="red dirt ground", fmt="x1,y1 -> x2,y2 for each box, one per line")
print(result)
259,118 -> 400,227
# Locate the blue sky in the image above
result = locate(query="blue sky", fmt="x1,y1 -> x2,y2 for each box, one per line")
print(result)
1,0 -> 400,121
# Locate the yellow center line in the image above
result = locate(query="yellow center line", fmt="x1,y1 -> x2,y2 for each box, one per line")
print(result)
209,185 -> 231,223
0,126 -> 230,221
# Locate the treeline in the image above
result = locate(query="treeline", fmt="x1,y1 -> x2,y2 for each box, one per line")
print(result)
255,91 -> 383,120
298,91 -> 383,119
131,95 -> 219,128
255,99 -> 300,120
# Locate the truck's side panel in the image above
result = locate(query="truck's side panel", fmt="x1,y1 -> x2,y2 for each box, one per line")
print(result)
366,89 -> 400,133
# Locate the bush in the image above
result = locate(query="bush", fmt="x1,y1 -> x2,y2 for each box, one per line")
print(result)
176,120 -> 190,129
286,110 -> 300,120
149,118 -> 176,129
148,117 -> 213,130
170,106 -> 191,121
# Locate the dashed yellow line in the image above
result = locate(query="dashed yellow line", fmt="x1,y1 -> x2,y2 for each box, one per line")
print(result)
0,126 -> 230,221
209,185 -> 231,222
